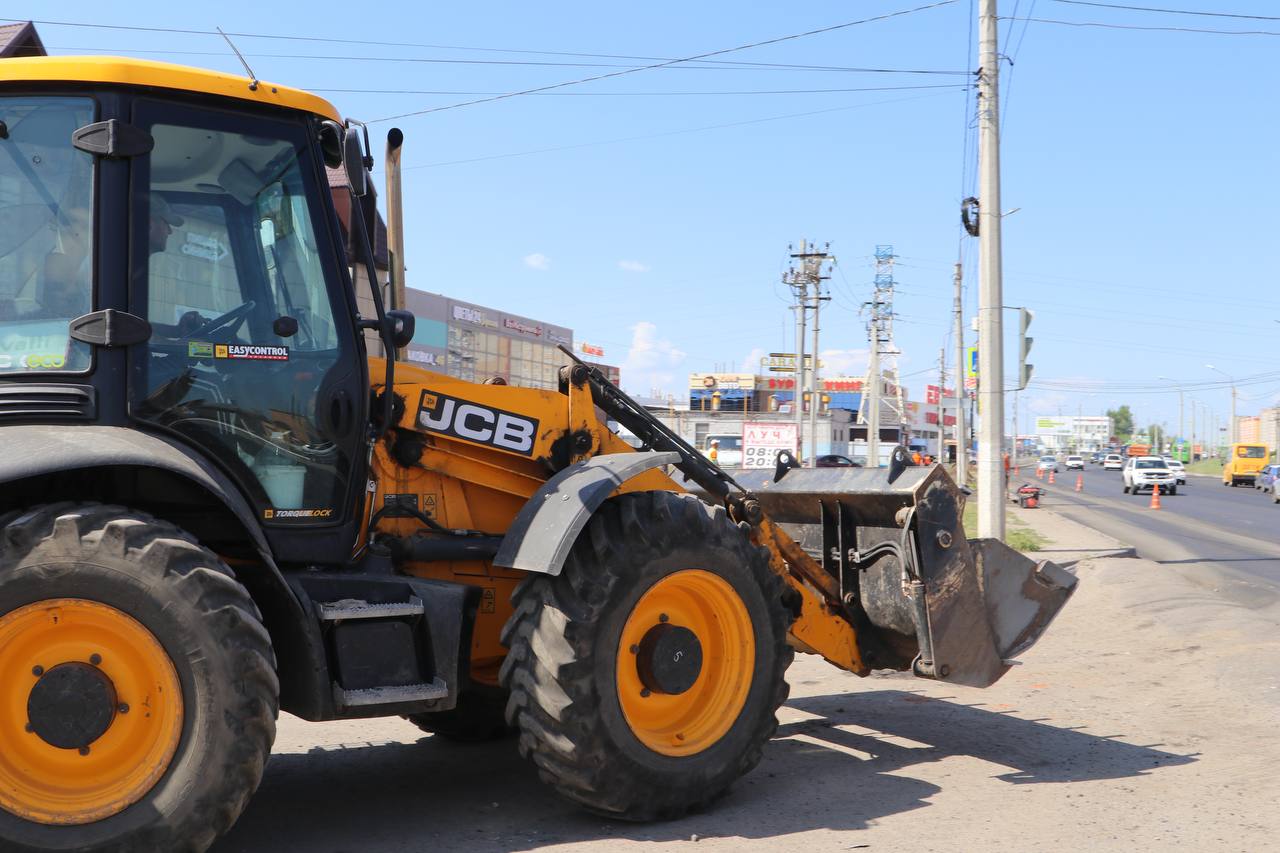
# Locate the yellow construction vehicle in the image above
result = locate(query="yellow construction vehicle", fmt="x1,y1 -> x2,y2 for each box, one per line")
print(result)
0,56 -> 1075,852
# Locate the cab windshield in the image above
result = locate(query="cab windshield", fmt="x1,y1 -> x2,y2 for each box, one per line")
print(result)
1135,459 -> 1167,469
0,96 -> 94,374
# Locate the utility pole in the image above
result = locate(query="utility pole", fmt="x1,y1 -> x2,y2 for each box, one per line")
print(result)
860,245 -> 902,468
785,241 -> 833,465
937,348 -> 947,459
953,262 -> 968,486
976,0 -> 1006,540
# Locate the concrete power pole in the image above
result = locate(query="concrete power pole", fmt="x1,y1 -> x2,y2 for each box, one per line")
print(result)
785,241 -> 832,464
937,348 -> 947,459
953,262 -> 967,487
976,0 -> 1006,540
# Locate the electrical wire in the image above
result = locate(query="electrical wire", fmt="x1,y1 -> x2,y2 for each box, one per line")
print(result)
1005,16 -> 1280,36
401,89 -> 963,169
1047,1 -> 1280,21
3,15 -> 970,73
369,0 -> 961,122
310,84 -> 967,97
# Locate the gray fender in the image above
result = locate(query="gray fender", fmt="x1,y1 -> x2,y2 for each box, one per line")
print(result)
493,451 -> 680,575
0,424 -> 274,564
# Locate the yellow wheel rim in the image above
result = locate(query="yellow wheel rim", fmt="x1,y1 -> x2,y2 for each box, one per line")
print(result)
616,569 -> 755,757
0,599 -> 184,825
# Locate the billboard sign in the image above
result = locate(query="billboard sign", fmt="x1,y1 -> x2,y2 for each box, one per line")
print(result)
741,422 -> 798,468
1035,416 -> 1072,436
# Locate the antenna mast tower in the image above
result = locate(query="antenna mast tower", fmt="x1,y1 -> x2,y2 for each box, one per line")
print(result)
859,245 -> 905,465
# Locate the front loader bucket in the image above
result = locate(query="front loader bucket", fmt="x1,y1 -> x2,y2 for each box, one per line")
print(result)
732,459 -> 1076,687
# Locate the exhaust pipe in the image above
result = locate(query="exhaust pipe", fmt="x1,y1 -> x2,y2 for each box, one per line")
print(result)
384,128 -> 406,358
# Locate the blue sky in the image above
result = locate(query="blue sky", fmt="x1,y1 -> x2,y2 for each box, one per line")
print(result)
21,0 -> 1280,439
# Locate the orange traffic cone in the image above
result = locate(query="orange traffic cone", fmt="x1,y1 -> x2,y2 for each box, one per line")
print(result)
1036,467 -> 1043,480
1048,469 -> 1056,485
1149,482 -> 1162,510
1075,473 -> 1083,492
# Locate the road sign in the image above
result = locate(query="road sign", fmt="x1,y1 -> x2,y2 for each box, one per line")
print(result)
741,422 -> 798,468
965,346 -> 978,378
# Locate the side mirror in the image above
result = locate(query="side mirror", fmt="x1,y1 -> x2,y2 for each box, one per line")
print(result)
317,120 -> 343,168
385,309 -> 415,350
343,128 -> 367,198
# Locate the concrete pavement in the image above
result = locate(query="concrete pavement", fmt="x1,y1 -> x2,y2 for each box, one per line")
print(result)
212,504 -> 1280,853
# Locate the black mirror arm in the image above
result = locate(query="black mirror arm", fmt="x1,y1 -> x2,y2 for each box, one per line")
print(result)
347,190 -> 395,442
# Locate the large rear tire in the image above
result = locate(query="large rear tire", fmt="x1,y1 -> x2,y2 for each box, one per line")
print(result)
0,504 -> 277,853
500,491 -> 795,820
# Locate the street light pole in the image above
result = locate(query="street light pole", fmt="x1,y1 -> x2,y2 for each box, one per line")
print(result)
976,0 -> 1006,540
1206,364 -> 1237,446
1158,376 -> 1184,461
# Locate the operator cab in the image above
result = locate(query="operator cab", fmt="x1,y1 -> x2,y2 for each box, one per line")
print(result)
0,57 -> 397,559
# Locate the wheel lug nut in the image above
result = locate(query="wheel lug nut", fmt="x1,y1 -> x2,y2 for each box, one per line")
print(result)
629,644 -> 639,654
640,688 -> 651,698
24,723 -> 33,733
31,665 -> 44,677
89,654 -> 102,666
118,703 -> 130,715
78,746 -> 90,756
658,613 -> 669,623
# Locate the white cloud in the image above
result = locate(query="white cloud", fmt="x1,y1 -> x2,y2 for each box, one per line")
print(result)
739,347 -> 766,374
523,252 -> 551,271
620,321 -> 687,398
618,259 -> 650,273
819,348 -> 869,377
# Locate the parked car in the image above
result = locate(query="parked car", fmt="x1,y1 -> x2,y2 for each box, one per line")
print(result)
1065,455 -> 1085,470
1165,459 -> 1186,485
808,454 -> 861,468
1103,453 -> 1124,470
1123,456 -> 1177,495
1037,455 -> 1058,473
1257,464 -> 1280,494
1090,452 -> 1103,464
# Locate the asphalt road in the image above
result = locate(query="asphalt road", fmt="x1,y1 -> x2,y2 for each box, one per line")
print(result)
1023,461 -> 1280,604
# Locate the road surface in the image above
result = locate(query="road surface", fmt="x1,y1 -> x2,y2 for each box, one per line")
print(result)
1021,461 -> 1280,605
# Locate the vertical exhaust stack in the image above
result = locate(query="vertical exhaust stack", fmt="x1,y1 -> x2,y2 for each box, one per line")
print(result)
384,128 -> 406,358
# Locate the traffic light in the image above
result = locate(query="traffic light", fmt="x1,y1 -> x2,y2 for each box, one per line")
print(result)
1019,308 -> 1034,390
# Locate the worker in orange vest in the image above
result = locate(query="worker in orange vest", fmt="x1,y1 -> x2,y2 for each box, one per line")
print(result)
708,439 -> 719,464
911,450 -> 923,465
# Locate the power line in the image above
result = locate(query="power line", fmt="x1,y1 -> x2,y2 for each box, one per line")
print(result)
1047,1 -> 1280,21
401,89 -> 963,170
312,83 -> 967,97
369,0 -> 961,122
1006,16 -> 1280,35
47,43 -> 969,76
3,15 -> 970,72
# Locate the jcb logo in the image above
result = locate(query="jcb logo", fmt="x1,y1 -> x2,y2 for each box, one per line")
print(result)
417,390 -> 539,456
21,354 -> 66,369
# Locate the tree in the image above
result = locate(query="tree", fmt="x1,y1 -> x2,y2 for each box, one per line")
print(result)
1107,405 -> 1134,442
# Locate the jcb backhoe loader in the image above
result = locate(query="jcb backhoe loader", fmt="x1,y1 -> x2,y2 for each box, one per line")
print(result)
0,56 -> 1075,852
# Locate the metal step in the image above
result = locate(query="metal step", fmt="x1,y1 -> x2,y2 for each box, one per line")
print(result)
333,678 -> 449,709
317,596 -> 425,622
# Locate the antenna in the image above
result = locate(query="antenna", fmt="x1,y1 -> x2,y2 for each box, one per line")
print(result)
217,27 -> 259,92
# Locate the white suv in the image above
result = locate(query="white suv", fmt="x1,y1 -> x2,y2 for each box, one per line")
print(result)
1123,456 -> 1177,495
1065,455 -> 1085,470
1103,454 -> 1124,470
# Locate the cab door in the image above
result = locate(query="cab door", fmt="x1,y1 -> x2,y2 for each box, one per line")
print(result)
127,99 -> 367,555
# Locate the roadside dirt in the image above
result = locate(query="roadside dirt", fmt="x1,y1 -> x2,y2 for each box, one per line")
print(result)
214,510 -> 1280,852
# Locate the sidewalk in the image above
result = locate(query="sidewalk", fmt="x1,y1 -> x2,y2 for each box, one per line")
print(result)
1007,502 -> 1135,565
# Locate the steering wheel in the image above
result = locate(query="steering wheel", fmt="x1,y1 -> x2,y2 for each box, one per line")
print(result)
187,300 -> 257,340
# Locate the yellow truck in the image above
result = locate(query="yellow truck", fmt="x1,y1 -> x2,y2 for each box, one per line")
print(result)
1223,443 -> 1270,487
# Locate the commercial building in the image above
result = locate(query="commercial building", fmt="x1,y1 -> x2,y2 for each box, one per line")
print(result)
1236,410 -> 1279,450
1033,415 -> 1112,453
401,290 -> 575,391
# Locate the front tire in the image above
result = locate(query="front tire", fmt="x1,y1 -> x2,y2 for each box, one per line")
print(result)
500,491 -> 795,820
0,504 -> 277,853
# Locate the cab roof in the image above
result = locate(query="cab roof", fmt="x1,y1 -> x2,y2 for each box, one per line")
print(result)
0,55 -> 341,122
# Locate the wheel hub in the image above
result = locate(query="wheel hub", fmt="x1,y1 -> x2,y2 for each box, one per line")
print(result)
27,662 -> 117,750
636,623 -> 703,696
